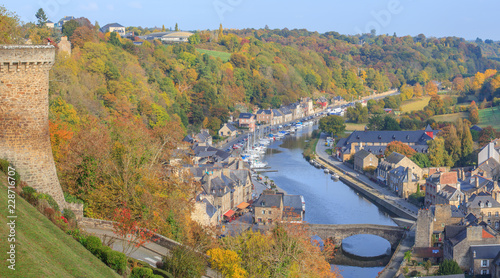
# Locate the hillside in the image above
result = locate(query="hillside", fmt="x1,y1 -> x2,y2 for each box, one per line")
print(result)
0,174 -> 120,278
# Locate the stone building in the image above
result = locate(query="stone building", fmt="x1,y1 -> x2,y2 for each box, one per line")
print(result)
218,123 -> 238,137
57,36 -> 71,55
255,109 -> 273,125
238,113 -> 256,132
377,152 -> 423,188
466,194 -> 500,230
0,45 -> 66,209
425,171 -> 460,207
353,149 -> 378,173
415,205 -> 464,248
253,193 -> 283,225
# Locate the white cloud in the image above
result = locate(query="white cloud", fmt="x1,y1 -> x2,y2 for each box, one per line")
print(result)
127,1 -> 142,9
78,2 -> 99,11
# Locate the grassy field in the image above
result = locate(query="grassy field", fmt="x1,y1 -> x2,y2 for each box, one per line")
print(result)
345,123 -> 366,131
196,48 -> 231,62
431,112 -> 469,123
400,96 -> 431,113
0,175 -> 119,278
478,107 -> 500,130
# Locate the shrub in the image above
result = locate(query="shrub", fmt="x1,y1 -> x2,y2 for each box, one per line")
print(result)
162,245 -> 206,278
152,268 -> 174,278
21,186 -> 37,204
63,208 -> 76,221
0,159 -> 20,185
64,192 -> 84,204
106,250 -> 128,274
37,193 -> 60,211
67,229 -> 88,245
131,267 -> 154,278
96,246 -> 112,262
44,207 -> 56,220
85,236 -> 102,254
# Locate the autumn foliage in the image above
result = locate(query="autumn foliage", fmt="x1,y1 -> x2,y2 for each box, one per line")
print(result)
384,141 -> 417,158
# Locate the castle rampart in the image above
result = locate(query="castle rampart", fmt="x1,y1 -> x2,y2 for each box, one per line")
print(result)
0,45 -> 66,209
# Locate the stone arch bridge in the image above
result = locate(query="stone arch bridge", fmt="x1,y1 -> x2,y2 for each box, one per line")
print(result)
309,224 -> 406,250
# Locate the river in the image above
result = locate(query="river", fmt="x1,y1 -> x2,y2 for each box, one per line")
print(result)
261,124 -> 396,278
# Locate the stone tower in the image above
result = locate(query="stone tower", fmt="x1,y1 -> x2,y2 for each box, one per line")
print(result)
0,45 -> 65,209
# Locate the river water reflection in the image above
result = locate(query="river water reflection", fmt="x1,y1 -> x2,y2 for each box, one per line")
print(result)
262,125 -> 396,278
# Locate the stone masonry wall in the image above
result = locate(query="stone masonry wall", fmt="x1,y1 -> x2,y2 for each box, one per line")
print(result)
0,45 -> 66,209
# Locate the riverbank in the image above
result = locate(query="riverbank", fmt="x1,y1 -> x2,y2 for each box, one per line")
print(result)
314,133 -> 418,221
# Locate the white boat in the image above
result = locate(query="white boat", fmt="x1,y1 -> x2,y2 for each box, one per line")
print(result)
331,173 -> 340,179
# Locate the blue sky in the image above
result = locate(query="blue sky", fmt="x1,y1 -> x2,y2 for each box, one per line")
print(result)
3,0 -> 499,40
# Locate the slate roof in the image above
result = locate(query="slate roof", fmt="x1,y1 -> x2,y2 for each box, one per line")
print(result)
183,135 -> 194,143
100,23 -> 124,32
478,157 -> 500,174
227,123 -> 237,131
460,175 -> 495,194
467,194 -> 500,209
437,186 -> 463,203
254,194 -> 282,208
239,113 -> 254,119
283,195 -> 302,216
202,198 -> 217,218
470,245 -> 500,259
470,125 -> 483,132
279,107 -> 292,115
385,152 -> 406,164
353,149 -> 372,160
192,145 -> 231,162
272,109 -> 282,117
256,109 -> 272,115
337,130 -> 436,147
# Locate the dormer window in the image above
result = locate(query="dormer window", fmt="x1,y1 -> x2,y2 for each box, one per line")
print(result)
406,135 -> 410,140
378,135 -> 382,139
392,135 -> 396,139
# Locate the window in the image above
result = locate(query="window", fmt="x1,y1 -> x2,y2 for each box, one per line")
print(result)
482,259 -> 489,267
495,221 -> 499,229
482,269 -> 489,275
496,211 -> 499,217
269,210 -> 272,215
488,212 -> 492,217
257,218 -> 262,223
262,210 -> 265,215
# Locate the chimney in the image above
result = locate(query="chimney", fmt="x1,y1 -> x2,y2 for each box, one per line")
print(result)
475,176 -> 479,188
407,167 -> 413,182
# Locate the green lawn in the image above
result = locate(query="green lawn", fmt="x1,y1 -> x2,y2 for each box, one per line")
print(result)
0,175 -> 119,278
478,107 -> 500,130
431,112 -> 469,123
345,123 -> 366,131
196,48 -> 231,62
400,96 -> 431,113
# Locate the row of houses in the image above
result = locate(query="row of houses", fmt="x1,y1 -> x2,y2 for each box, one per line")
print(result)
237,97 -> 315,132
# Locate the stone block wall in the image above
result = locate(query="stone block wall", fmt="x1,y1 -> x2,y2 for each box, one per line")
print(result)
0,45 -> 66,209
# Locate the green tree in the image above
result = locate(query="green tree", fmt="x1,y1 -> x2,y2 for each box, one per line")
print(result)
346,102 -> 368,123
367,115 -> 384,130
0,6 -> 22,44
428,137 -> 446,166
443,125 -> 461,163
175,23 -> 179,31
35,8 -> 47,27
188,33 -> 200,45
461,123 -> 473,159
62,19 -> 80,38
437,259 -> 462,275
383,116 -> 401,131
319,115 -> 346,136
218,23 -> 223,39
411,153 -> 431,168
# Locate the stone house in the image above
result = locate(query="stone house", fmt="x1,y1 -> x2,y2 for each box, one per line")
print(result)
238,113 -> 256,132
425,171 -> 460,207
470,245 -> 500,276
474,157 -> 500,182
279,107 -> 293,123
100,23 -> 126,36
466,194 -> 500,230
443,224 -> 500,273
218,123 -> 238,137
377,152 -> 423,186
478,139 -> 500,166
272,109 -> 283,125
282,195 -> 304,222
415,205 -> 464,248
196,168 -> 253,222
387,166 -> 421,199
253,193 -> 283,225
353,149 -> 378,173
256,109 -> 273,125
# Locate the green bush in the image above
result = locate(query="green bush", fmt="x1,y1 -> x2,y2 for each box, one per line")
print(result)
0,160 -> 21,186
152,268 -> 174,278
162,246 -> 206,278
64,192 -> 84,204
63,208 -> 76,221
131,267 -> 154,278
85,236 -> 102,254
21,186 -> 38,204
67,229 -> 88,245
106,250 -> 128,273
96,246 -> 112,262
37,193 -> 60,211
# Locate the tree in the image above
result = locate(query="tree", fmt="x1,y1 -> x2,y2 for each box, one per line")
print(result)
163,245 -> 206,278
469,108 -> 479,124
207,248 -> 247,278
411,153 -> 431,168
346,102 -> 368,123
0,6 -> 22,44
109,31 -> 122,46
319,115 -> 346,136
461,123 -> 473,158
424,259 -> 432,275
162,25 -> 165,32
218,23 -> 223,39
425,82 -> 438,96
385,141 -> 416,158
175,23 -> 179,31
367,115 -> 385,130
383,115 -> 401,131
35,8 -> 47,26
62,19 -> 80,38
428,137 -> 447,166
112,205 -> 157,256
413,83 -> 423,98
400,84 -> 413,101
441,125 -> 461,162
437,259 -> 463,275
